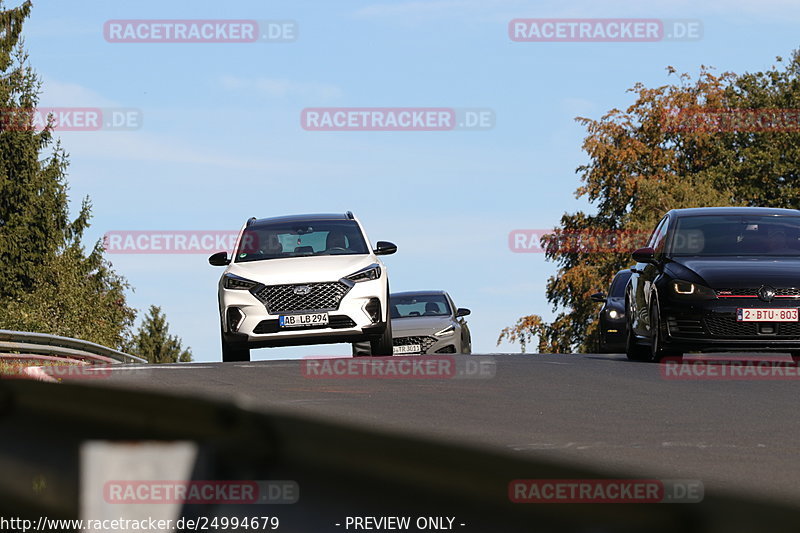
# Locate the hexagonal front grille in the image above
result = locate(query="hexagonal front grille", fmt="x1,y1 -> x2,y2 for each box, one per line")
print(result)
393,336 -> 437,354
704,315 -> 800,337
253,282 -> 351,314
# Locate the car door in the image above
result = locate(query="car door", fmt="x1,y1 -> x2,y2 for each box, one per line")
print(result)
630,216 -> 669,337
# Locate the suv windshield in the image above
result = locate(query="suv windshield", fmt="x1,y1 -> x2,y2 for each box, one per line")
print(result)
234,220 -> 369,262
609,271 -> 632,297
391,294 -> 452,318
670,215 -> 800,256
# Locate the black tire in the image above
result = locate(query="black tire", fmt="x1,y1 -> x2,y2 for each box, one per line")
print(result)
369,319 -> 394,356
625,300 -> 649,361
648,301 -> 682,364
625,324 -> 649,361
221,330 -> 250,362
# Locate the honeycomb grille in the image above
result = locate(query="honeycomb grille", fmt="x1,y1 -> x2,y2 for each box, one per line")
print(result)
253,282 -> 350,313
705,315 -> 800,337
393,336 -> 437,354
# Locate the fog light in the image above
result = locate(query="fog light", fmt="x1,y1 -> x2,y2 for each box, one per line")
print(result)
227,307 -> 245,332
364,298 -> 381,323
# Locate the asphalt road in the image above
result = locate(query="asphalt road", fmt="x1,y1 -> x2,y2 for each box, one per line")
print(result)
84,352 -> 800,508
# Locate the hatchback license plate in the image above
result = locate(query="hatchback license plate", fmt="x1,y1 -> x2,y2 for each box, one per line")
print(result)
279,313 -> 329,328
393,344 -> 422,355
737,308 -> 798,322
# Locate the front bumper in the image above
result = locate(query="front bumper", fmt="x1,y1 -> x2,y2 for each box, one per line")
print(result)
661,297 -> 800,353
220,278 -> 387,348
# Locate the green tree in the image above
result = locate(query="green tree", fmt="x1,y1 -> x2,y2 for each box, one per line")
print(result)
500,53 -> 800,353
0,1 -> 135,348
126,306 -> 192,364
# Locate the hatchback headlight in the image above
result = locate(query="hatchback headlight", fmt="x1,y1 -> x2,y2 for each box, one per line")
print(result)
434,325 -> 456,337
672,280 -> 717,299
223,273 -> 259,290
345,263 -> 381,283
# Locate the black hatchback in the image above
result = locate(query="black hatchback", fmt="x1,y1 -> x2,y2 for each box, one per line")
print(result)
591,269 -> 633,353
626,207 -> 800,362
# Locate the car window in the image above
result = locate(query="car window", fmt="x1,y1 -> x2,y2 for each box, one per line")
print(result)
391,294 -> 452,318
234,220 -> 369,262
670,215 -> 800,256
609,272 -> 631,297
648,216 -> 669,253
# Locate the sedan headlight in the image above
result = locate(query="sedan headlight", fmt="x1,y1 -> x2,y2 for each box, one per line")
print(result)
607,309 -> 624,319
434,325 -> 456,337
223,273 -> 259,290
671,280 -> 717,299
345,263 -> 381,283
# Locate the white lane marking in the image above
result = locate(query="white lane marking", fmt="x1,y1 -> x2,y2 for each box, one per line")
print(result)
89,365 -> 215,371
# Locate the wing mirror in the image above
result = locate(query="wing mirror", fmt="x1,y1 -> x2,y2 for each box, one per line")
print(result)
456,308 -> 471,317
374,241 -> 397,256
631,246 -> 656,264
208,251 -> 230,266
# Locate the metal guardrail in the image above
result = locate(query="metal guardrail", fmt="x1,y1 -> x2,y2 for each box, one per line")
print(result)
0,329 -> 146,364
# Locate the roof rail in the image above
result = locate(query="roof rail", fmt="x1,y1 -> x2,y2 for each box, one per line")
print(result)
346,211 -> 355,220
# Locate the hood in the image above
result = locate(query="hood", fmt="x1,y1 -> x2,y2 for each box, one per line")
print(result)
667,257 -> 800,289
392,316 -> 454,336
226,254 -> 377,285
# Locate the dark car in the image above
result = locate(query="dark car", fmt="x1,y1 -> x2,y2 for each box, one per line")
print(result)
626,207 -> 800,362
591,269 -> 633,353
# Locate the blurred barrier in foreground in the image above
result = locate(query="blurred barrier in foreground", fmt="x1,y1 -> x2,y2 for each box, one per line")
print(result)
0,379 -> 798,532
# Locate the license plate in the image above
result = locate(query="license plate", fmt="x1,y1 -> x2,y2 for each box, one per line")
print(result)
737,308 -> 799,322
279,313 -> 329,328
393,344 -> 421,355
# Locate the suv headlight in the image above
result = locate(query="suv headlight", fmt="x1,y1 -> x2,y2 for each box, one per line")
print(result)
434,325 -> 455,337
223,273 -> 259,290
607,309 -> 624,319
672,280 -> 717,299
345,263 -> 381,283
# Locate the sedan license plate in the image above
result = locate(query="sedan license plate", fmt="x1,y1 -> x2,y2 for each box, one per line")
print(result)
393,344 -> 421,355
279,313 -> 329,328
737,308 -> 799,322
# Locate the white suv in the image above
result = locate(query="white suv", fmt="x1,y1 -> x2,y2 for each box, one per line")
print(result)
209,212 -> 396,362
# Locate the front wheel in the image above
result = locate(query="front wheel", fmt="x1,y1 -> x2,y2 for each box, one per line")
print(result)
369,320 -> 394,356
221,330 -> 250,362
648,303 -> 682,364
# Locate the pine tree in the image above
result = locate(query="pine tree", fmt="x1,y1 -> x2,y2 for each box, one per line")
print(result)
0,1 -> 135,348
126,306 -> 192,364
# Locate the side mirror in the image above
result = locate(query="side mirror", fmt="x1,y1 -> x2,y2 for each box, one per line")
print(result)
208,251 -> 230,266
374,241 -> 397,256
590,292 -> 606,303
456,308 -> 471,317
631,246 -> 656,264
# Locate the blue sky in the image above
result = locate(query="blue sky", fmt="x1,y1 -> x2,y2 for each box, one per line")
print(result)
18,0 -> 800,361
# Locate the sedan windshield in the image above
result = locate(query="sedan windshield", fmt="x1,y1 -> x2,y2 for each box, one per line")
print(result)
391,294 -> 452,318
670,215 -> 800,256
234,220 -> 369,262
